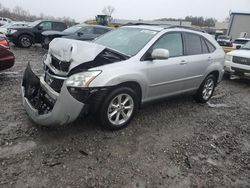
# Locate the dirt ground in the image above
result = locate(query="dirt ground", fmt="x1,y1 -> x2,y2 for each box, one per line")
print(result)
0,46 -> 249,188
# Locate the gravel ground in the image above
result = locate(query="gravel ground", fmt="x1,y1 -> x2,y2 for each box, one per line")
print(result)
0,46 -> 249,188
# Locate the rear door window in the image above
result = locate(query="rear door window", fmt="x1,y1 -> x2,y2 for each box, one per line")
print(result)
53,22 -> 66,31
152,32 -> 183,57
184,33 -> 203,55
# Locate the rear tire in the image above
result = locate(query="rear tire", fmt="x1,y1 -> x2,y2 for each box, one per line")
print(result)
194,74 -> 216,103
98,87 -> 139,130
19,35 -> 32,48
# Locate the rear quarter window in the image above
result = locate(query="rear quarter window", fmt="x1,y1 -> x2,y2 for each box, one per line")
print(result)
201,38 -> 210,54
204,39 -> 216,53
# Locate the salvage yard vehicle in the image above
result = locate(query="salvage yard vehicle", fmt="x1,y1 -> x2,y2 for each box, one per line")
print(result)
6,20 -> 67,48
232,38 -> 250,49
22,25 -> 225,130
0,34 -> 10,48
0,17 -> 12,26
42,24 -> 112,49
225,41 -> 250,78
0,22 -> 29,35
0,40 -> 15,71
217,35 -> 232,47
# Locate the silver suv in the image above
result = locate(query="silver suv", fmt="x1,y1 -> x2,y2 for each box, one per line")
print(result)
22,25 -> 225,130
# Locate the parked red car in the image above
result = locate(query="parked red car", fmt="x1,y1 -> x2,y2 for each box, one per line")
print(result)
0,35 -> 15,71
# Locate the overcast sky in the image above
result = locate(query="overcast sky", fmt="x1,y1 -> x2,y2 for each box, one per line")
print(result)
1,0 -> 249,22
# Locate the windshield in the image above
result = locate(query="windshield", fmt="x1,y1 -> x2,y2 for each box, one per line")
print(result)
234,39 -> 249,45
28,20 -> 41,27
63,25 -> 83,33
94,27 -> 158,56
218,35 -> 230,40
241,41 -> 250,50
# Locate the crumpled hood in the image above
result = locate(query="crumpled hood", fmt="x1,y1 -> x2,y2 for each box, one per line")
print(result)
48,38 -> 106,68
227,49 -> 250,58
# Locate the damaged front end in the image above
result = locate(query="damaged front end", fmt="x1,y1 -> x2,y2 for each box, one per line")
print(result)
22,64 -> 55,115
21,63 -> 84,126
21,39 -> 127,126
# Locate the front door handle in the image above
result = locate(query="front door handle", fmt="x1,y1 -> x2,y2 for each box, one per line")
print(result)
179,60 -> 187,65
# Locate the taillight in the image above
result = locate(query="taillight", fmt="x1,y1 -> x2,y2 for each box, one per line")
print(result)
0,38 -> 10,48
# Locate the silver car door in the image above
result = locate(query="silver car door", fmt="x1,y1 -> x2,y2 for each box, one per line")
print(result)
182,33 -> 213,91
143,32 -> 188,101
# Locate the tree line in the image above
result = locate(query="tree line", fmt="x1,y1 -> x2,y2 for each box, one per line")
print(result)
0,3 -> 76,26
157,16 -> 217,27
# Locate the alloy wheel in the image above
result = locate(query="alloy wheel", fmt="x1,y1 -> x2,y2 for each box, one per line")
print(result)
107,94 -> 134,126
21,37 -> 31,47
202,78 -> 215,100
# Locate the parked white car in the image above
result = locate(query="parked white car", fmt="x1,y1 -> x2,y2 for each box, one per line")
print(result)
0,22 -> 28,35
0,17 -> 12,26
225,41 -> 250,78
232,38 -> 250,49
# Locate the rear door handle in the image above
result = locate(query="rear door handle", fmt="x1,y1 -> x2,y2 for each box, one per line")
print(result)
179,60 -> 187,65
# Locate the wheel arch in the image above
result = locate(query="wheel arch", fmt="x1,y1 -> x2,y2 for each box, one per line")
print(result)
116,81 -> 143,106
209,70 -> 220,85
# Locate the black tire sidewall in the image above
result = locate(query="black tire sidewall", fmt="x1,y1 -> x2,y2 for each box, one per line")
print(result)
19,35 -> 32,48
195,74 -> 216,103
99,87 -> 139,130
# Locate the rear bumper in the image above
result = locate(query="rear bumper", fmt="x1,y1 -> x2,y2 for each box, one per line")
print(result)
22,64 -> 84,126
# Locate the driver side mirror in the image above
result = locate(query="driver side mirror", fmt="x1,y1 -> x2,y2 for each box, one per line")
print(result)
77,32 -> 84,36
151,49 -> 170,60
236,45 -> 241,49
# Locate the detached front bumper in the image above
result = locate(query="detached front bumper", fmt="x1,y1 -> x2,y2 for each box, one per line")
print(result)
22,64 -> 84,126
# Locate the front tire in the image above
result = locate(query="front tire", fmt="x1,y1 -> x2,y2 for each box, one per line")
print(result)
194,74 -> 216,103
98,87 -> 139,130
19,35 -> 32,48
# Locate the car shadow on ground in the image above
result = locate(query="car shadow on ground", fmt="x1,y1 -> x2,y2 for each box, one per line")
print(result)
30,94 -> 197,141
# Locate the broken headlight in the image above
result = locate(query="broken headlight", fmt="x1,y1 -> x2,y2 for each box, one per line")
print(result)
66,71 -> 101,88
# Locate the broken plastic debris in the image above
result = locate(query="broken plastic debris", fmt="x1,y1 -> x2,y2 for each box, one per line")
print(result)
207,102 -> 229,108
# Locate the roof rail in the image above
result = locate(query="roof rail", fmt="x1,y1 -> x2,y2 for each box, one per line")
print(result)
166,25 -> 207,33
